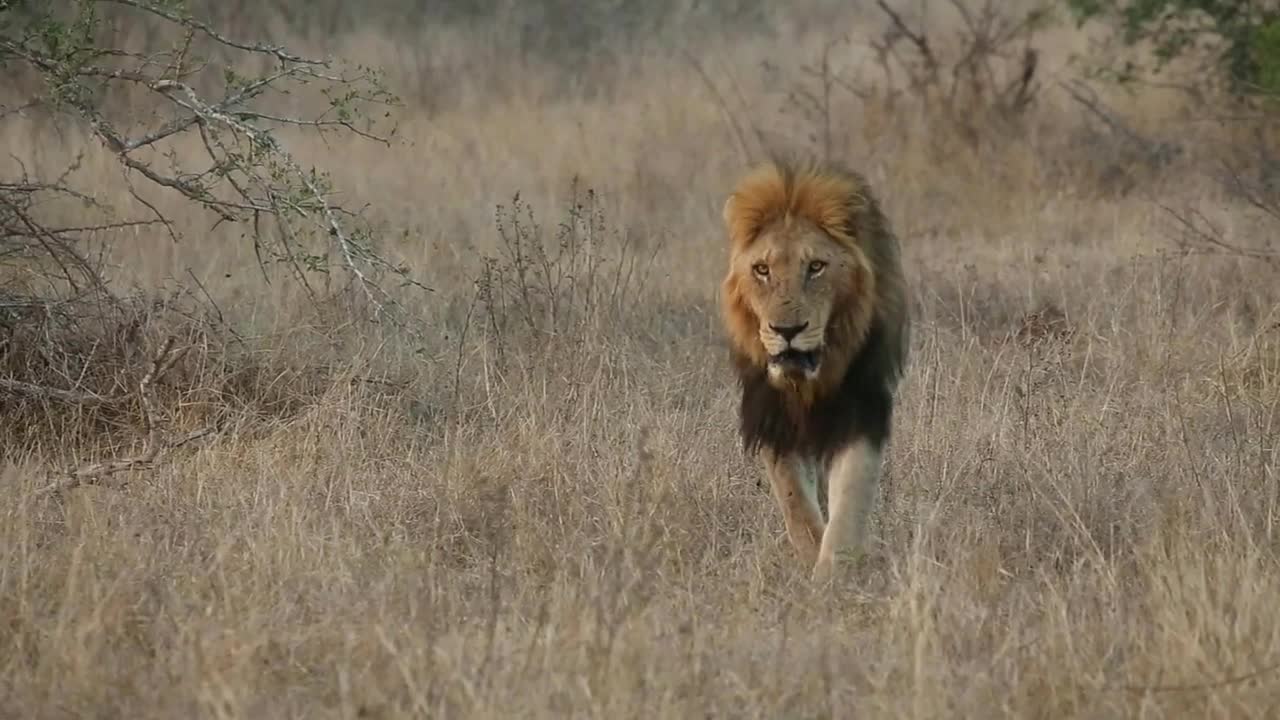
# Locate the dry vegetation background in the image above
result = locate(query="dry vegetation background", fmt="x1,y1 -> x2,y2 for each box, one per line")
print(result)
3,0 -> 1280,717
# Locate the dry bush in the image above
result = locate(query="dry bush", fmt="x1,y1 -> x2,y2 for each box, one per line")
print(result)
2,1 -> 1280,718
476,181 -> 663,347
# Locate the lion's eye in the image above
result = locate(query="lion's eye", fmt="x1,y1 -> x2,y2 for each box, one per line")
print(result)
752,263 -> 769,279
808,260 -> 827,275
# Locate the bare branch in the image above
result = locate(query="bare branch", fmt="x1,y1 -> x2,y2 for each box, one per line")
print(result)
0,377 -> 120,406
99,0 -> 323,65
1158,202 -> 1280,265
1059,79 -> 1180,167
875,0 -> 939,78
0,100 -> 41,120
0,218 -> 161,240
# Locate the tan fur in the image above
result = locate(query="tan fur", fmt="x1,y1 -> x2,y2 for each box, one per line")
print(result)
763,449 -> 826,565
719,158 -> 910,582
812,437 -> 882,582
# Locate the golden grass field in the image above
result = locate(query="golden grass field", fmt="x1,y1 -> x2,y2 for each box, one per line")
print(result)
3,2 -> 1280,717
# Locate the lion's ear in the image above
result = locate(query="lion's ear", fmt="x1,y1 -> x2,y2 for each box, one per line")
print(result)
722,195 -> 736,229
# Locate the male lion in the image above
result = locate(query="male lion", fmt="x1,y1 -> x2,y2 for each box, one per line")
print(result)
719,158 -> 909,582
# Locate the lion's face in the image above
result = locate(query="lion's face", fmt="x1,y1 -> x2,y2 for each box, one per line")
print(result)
728,215 -> 869,387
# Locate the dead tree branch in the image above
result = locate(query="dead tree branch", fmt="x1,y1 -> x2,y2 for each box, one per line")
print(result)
1059,79 -> 1181,169
1158,202 -> 1280,265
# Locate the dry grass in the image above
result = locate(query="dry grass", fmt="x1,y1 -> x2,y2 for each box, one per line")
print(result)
3,3 -> 1280,718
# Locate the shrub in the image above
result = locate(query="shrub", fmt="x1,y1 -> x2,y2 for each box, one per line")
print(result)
1066,0 -> 1280,98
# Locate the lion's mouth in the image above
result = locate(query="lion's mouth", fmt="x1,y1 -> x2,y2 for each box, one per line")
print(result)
768,348 -> 822,376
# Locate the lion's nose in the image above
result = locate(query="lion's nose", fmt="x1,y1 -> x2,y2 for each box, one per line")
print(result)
769,322 -> 808,342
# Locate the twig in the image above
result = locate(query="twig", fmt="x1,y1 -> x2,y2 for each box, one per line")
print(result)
1059,79 -> 1179,167
1221,150 -> 1280,227
0,377 -> 120,405
1104,659 -> 1280,695
0,100 -> 40,120
875,0 -> 939,78
100,0 -> 322,65
0,218 -> 162,240
1158,202 -> 1280,265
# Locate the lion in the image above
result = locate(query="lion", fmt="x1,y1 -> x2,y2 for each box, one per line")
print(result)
719,157 -> 909,582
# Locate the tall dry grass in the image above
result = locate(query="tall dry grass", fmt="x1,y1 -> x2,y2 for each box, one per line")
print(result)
3,2 -> 1280,718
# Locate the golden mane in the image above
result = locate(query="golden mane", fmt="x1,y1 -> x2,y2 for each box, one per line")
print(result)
723,161 -> 870,250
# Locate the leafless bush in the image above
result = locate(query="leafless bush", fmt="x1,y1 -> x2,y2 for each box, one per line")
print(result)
475,180 -> 663,356
868,1 -> 1048,119
756,1 -> 1052,166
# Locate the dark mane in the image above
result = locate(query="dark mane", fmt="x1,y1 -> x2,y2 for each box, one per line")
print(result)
734,319 -> 896,459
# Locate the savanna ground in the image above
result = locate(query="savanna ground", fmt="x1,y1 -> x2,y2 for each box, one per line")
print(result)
3,1 -> 1280,717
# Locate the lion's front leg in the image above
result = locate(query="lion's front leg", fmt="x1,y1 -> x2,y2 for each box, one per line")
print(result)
812,436 -> 882,583
763,449 -> 825,566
